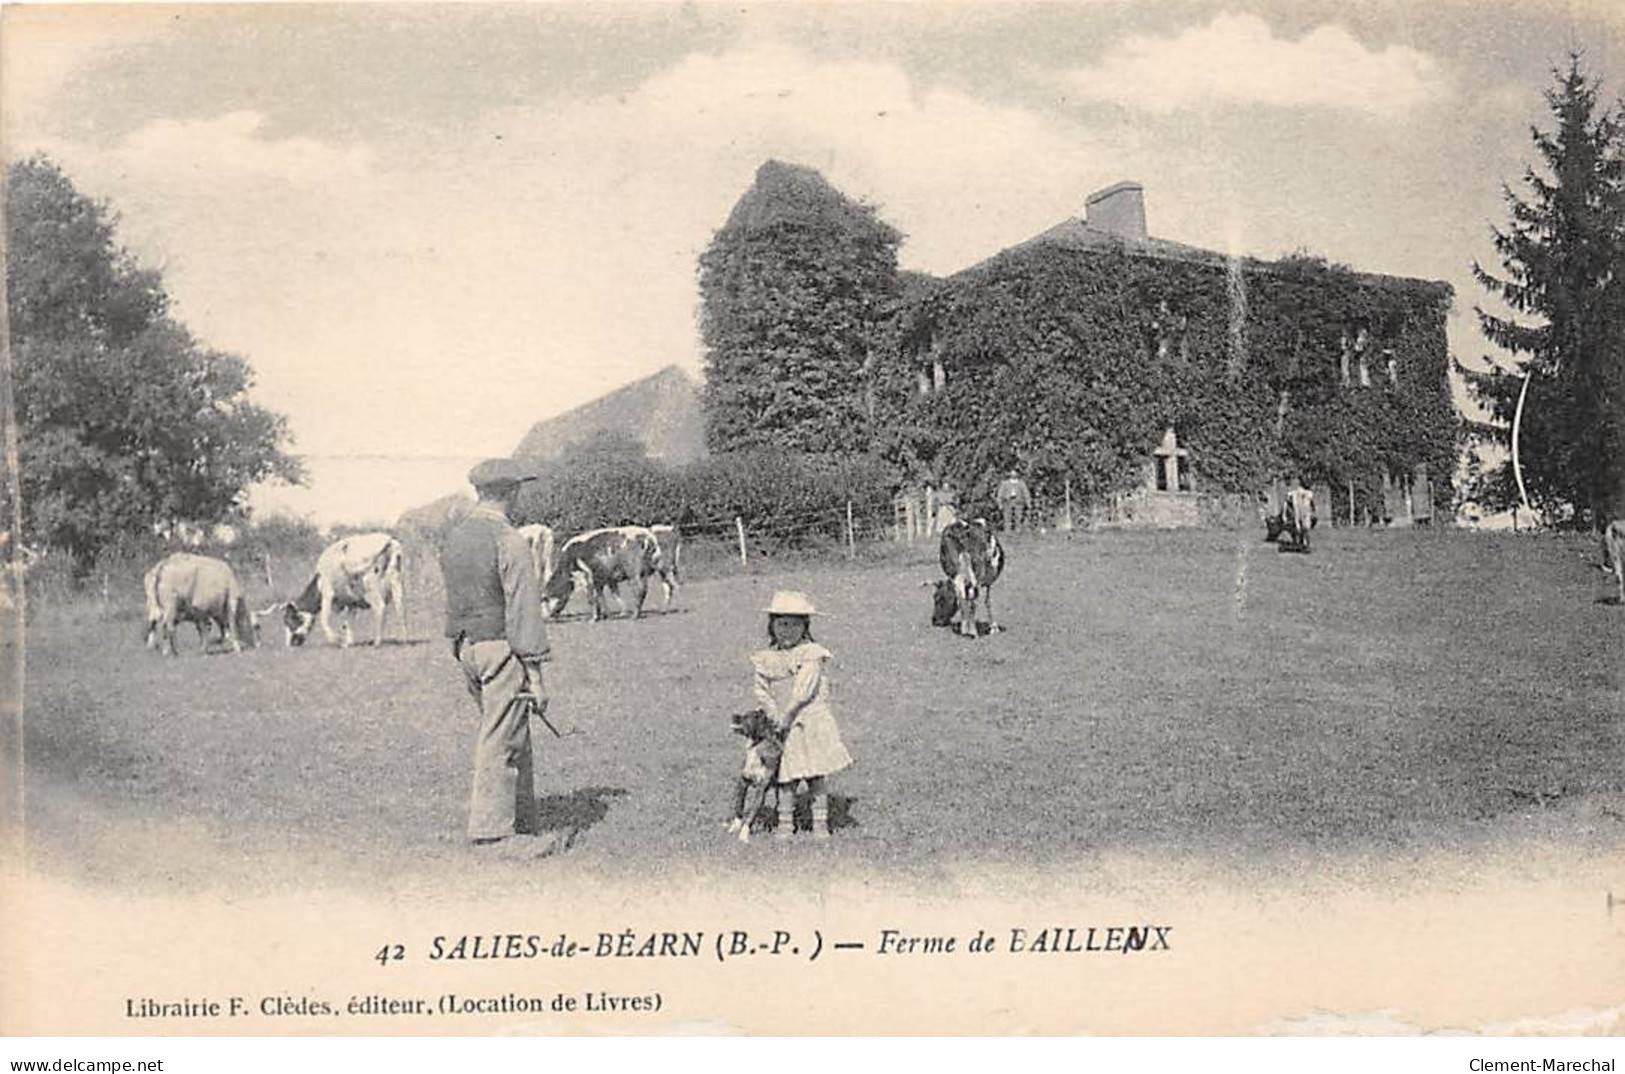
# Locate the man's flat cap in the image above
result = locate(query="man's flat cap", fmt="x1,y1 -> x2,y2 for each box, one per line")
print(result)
468,458 -> 539,488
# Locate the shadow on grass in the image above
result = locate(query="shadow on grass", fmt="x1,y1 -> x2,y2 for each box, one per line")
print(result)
546,607 -> 691,625
535,785 -> 629,835
269,637 -> 436,652
931,621 -> 1008,638
745,792 -> 860,834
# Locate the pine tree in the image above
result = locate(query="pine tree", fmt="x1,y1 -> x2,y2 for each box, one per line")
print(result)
1467,53 -> 1625,526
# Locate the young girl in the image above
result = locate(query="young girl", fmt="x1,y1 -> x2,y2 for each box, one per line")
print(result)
750,590 -> 852,839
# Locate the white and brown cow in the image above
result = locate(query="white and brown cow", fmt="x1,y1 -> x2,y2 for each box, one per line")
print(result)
1283,486 -> 1316,552
278,532 -> 405,647
930,518 -> 1005,638
517,523 -> 557,590
1601,518 -> 1625,605
648,523 -> 682,610
542,526 -> 660,621
144,553 -> 260,656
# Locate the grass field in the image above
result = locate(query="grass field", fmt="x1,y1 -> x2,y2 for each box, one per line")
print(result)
14,525 -> 1625,898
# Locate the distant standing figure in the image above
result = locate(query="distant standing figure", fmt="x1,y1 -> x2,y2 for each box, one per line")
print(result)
1284,479 -> 1316,552
996,469 -> 1032,533
750,590 -> 851,839
440,458 -> 562,854
934,479 -> 961,533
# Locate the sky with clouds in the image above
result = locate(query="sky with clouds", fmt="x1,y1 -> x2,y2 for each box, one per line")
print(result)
3,1 -> 1623,475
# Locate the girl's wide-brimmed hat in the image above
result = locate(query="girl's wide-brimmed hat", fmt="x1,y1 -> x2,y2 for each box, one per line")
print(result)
763,590 -> 820,617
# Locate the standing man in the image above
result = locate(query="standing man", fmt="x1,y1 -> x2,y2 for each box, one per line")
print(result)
440,458 -> 562,854
996,468 -> 1032,533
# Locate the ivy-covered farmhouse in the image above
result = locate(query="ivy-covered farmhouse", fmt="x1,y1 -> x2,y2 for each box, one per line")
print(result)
700,163 -> 1458,527
873,180 -> 1457,525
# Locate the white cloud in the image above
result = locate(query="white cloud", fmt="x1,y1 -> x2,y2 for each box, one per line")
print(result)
22,46 -> 1114,459
17,36 -> 1466,468
0,7 -> 170,145
1056,13 -> 1448,117
115,111 -> 374,186
480,45 -> 1113,275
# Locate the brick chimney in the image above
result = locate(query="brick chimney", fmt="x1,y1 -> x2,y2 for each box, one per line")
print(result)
1085,181 -> 1147,240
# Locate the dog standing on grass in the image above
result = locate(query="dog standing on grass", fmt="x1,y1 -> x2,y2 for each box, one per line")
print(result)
727,708 -> 783,843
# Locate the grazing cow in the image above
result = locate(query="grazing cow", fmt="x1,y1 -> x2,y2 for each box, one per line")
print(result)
1601,518 -> 1625,605
1283,486 -> 1316,552
649,523 -> 682,609
144,553 -> 259,656
542,526 -> 660,621
931,518 -> 1005,638
279,532 -> 405,647
517,523 -> 557,590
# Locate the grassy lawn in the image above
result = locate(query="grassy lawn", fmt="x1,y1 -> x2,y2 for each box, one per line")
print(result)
15,526 -> 1624,897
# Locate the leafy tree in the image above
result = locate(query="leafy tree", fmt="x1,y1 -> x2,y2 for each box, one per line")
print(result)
5,155 -> 303,564
699,160 -> 902,455
1467,53 -> 1625,526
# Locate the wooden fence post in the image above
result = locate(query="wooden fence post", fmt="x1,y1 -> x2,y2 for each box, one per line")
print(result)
846,501 -> 855,560
734,516 -> 748,569
1347,479 -> 1354,527
1063,476 -> 1073,532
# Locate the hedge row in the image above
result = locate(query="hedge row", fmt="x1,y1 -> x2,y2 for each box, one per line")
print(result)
511,449 -> 898,550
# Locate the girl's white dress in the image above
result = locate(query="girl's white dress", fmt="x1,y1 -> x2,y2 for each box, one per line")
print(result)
750,642 -> 852,782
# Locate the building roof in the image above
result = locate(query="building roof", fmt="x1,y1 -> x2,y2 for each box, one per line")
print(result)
951,201 -> 1449,296
998,217 -> 1229,270
512,364 -> 706,464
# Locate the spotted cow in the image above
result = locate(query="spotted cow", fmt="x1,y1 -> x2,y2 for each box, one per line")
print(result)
542,526 -> 660,621
930,518 -> 1005,638
278,532 -> 406,647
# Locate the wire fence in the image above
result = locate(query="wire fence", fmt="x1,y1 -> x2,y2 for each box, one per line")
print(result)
14,475 -> 1444,627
